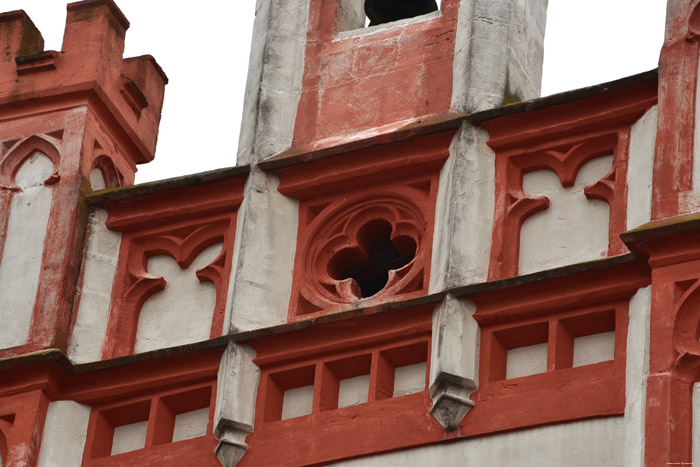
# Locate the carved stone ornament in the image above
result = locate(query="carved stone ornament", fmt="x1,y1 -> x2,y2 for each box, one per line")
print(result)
293,189 -> 430,315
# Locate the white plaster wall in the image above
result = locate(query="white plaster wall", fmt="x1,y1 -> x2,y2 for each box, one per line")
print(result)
627,106 -> 658,228
451,0 -> 548,113
134,242 -> 223,353
430,123 -> 495,292
89,168 -> 107,191
226,172 -> 299,332
393,362 -> 427,397
281,385 -> 314,420
111,421 -> 148,455
69,209 -> 122,364
214,343 -> 260,436
519,155 -> 613,275
330,417 -> 625,467
337,0 -> 365,32
226,0 -> 309,338
503,0 -> 549,102
37,401 -> 91,467
623,286 -> 651,467
429,295 -> 479,430
214,343 -> 260,464
573,331 -> 615,367
506,343 -> 548,379
237,0 -> 310,164
173,408 -> 209,442
339,375 -> 370,408
0,152 -> 54,350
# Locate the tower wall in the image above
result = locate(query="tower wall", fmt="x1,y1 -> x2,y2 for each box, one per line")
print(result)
3,1 -> 700,466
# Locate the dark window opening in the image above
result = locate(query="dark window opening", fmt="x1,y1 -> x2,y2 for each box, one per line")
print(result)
328,219 -> 416,298
364,0 -> 439,27
336,0 -> 441,33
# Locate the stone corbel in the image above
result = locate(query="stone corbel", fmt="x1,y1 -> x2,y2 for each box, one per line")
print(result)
429,294 -> 479,430
214,342 -> 260,467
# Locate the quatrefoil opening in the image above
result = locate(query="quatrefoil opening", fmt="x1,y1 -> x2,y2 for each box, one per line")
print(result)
296,193 -> 428,315
327,218 -> 416,298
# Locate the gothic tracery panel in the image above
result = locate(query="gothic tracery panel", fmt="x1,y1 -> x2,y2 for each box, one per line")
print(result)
483,81 -> 657,280
102,220 -> 233,359
134,241 -> 224,353
88,176 -> 246,360
272,132 -> 450,320
491,134 -> 626,279
0,138 -> 60,350
519,154 -> 614,274
89,155 -> 123,191
293,188 -> 431,316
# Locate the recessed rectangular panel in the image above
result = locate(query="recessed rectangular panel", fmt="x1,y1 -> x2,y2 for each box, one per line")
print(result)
111,421 -> 148,455
506,343 -> 548,379
573,332 -> 615,367
282,385 -> 314,420
393,361 -> 427,397
338,374 -> 370,408
172,407 -> 209,442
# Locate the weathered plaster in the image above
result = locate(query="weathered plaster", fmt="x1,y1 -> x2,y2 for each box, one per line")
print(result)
89,167 -> 107,191
627,106 -> 658,228
429,295 -> 478,430
69,209 -> 122,364
330,418 -> 625,466
37,401 -> 91,467
338,375 -> 370,408
622,286 -> 651,467
393,362 -> 427,397
173,408 -> 210,442
519,155 -> 613,275
282,385 -> 314,420
506,342 -> 547,379
134,242 -> 223,353
0,1 -> 675,466
237,0 -> 310,165
429,123 -> 495,292
111,421 -> 148,455
226,171 -> 298,332
337,0 -> 365,32
0,152 -> 55,350
214,342 -> 260,467
573,331 -> 615,367
451,0 -> 548,112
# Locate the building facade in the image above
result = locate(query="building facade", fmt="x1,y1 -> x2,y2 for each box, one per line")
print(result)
0,0 -> 698,465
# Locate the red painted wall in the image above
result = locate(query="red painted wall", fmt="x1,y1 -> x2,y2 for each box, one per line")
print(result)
293,0 -> 459,149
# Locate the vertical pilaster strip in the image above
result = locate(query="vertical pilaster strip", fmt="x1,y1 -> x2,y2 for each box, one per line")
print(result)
214,342 -> 260,467
429,294 -> 479,430
225,0 -> 309,333
623,286 -> 651,467
429,122 -> 495,292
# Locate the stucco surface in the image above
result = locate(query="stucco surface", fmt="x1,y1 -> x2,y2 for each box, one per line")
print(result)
0,152 -> 55,349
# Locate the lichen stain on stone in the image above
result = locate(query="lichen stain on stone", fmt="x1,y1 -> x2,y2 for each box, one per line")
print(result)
502,89 -> 522,106
19,21 -> 43,57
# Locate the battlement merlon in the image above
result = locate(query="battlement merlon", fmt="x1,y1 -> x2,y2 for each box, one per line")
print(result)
0,0 -> 167,165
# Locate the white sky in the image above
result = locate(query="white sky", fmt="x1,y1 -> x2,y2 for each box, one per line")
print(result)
2,1 -> 667,183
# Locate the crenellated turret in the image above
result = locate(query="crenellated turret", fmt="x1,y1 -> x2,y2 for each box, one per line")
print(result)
0,0 -> 167,360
